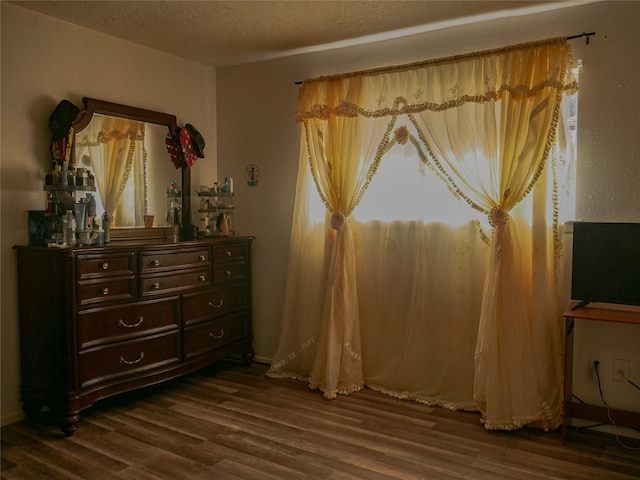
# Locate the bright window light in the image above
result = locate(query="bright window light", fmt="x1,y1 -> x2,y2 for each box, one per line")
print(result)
353,140 -> 477,226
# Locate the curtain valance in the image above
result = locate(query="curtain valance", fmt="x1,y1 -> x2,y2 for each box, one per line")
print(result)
295,37 -> 577,121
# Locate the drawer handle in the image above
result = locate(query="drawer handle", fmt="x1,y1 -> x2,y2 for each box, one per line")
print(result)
102,262 -> 110,270
120,352 -> 144,365
210,329 -> 224,339
199,255 -> 206,261
199,275 -> 206,282
226,251 -> 232,257
208,299 -> 224,309
225,270 -> 232,276
102,287 -> 109,296
152,259 -> 160,267
152,282 -> 160,290
119,316 -> 144,328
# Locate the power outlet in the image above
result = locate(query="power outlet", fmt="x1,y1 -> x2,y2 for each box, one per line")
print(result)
588,354 -> 601,380
613,359 -> 630,382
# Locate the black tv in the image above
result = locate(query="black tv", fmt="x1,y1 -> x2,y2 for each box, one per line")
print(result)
571,222 -> 640,309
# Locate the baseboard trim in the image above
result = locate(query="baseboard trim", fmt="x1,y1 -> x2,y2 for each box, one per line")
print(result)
252,355 -> 272,366
1,410 -> 25,427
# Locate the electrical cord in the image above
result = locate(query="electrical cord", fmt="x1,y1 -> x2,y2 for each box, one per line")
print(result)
618,371 -> 640,433
567,394 -> 607,430
568,393 -> 611,430
574,422 -> 608,430
620,371 -> 640,391
593,361 -> 640,450
571,393 -> 586,404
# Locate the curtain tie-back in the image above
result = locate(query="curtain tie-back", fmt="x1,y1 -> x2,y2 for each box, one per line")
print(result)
488,205 -> 509,229
394,126 -> 410,145
330,211 -> 345,230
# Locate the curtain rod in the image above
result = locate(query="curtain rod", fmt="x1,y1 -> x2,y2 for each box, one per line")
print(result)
294,32 -> 595,85
567,31 -> 595,44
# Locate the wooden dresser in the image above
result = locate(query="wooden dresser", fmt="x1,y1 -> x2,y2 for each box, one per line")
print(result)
14,236 -> 253,436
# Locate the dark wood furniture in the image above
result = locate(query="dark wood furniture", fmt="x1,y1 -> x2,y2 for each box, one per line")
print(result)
14,237 -> 253,436
561,302 -> 640,443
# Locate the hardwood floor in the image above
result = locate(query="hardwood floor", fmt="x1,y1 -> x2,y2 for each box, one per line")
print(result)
2,360 -> 639,479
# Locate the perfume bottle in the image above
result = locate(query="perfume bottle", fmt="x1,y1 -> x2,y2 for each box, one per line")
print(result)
63,210 -> 76,246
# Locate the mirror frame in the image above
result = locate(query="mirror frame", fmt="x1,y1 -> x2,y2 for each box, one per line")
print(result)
73,97 -> 193,241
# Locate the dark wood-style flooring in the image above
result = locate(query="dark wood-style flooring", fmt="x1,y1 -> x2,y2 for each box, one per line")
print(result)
2,360 -> 639,479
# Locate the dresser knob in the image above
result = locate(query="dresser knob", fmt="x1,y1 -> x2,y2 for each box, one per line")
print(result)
152,259 -> 160,267
119,316 -> 144,328
120,352 -> 145,365
208,299 -> 223,309
102,287 -> 109,295
152,282 -> 160,290
199,275 -> 206,282
225,251 -> 232,257
209,329 -> 224,339
199,255 -> 206,261
101,262 -> 109,270
225,270 -> 231,276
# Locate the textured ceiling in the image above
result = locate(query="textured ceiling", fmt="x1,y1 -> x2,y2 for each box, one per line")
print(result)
12,1 -> 577,67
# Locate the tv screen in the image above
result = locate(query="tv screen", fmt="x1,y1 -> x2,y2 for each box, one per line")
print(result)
571,222 -> 640,307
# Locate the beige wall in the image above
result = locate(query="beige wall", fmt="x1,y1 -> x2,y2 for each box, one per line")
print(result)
2,0 -> 639,433
217,1 -> 640,433
1,3 -> 216,424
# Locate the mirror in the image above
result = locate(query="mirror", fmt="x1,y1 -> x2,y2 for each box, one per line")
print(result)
72,98 -> 191,236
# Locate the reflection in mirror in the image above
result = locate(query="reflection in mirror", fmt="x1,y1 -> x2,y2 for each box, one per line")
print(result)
74,114 -> 181,228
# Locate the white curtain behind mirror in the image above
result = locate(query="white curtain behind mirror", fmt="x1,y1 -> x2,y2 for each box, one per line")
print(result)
75,114 -> 147,227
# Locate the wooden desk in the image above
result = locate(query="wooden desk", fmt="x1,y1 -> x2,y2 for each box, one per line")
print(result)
562,302 -> 640,443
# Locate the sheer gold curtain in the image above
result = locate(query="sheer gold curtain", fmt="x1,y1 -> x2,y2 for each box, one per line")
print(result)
268,38 -> 577,429
406,39 -> 576,429
274,76 -> 393,397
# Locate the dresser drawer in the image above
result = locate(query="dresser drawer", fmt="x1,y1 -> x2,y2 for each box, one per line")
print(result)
213,262 -> 246,286
182,286 -> 247,326
212,243 -> 247,264
140,267 -> 210,297
79,331 -> 181,388
77,252 -> 136,280
139,247 -> 210,274
78,298 -> 180,349
183,312 -> 249,359
77,276 -> 136,307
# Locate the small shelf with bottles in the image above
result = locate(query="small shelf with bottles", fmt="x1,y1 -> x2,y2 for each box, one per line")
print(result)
44,163 -> 97,206
43,187 -> 99,242
44,184 -> 97,218
197,189 -> 235,237
42,164 -> 99,245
